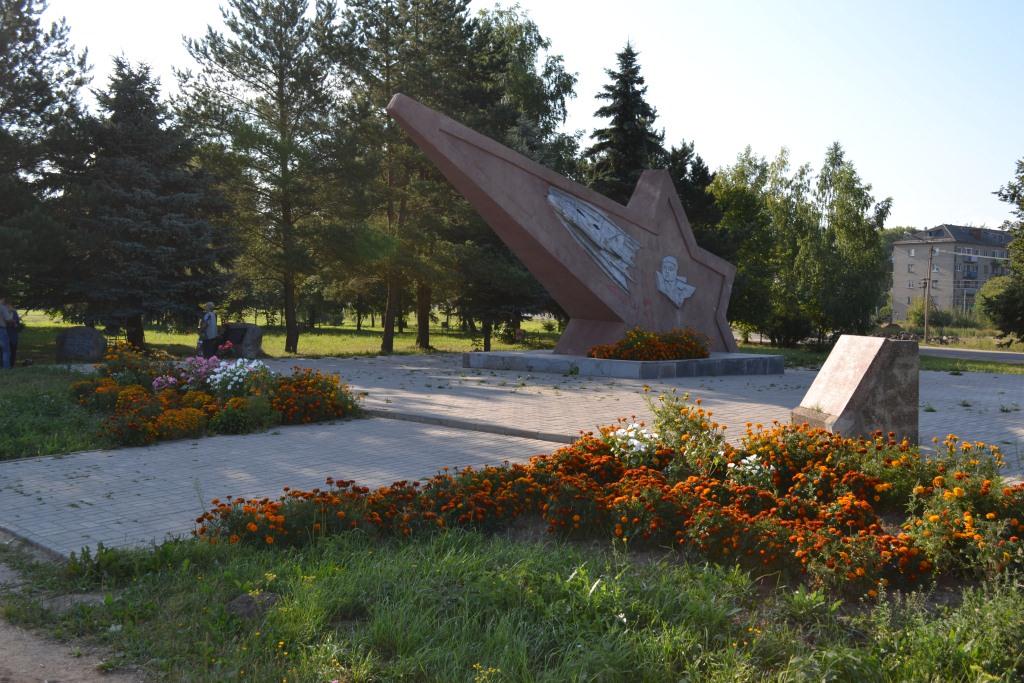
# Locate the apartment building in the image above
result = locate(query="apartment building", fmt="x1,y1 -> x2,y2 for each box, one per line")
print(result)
890,224 -> 1013,321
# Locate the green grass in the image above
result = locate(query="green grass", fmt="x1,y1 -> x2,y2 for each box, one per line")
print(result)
0,366 -> 105,460
2,531 -> 1023,681
17,312 -> 560,363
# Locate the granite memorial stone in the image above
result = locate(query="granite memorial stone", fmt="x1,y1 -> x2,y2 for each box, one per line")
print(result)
55,326 -> 107,363
386,94 -> 739,356
222,323 -> 264,359
792,335 -> 919,442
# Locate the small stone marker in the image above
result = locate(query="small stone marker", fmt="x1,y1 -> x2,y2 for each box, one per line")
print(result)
223,323 -> 264,359
55,326 -> 107,363
791,335 -> 918,443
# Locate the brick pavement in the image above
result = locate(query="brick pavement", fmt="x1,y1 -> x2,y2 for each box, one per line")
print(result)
0,419 -> 555,557
0,353 -> 1020,557
268,354 -> 1024,471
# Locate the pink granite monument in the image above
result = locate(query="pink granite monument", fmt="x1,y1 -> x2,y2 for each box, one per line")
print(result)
386,94 -> 739,355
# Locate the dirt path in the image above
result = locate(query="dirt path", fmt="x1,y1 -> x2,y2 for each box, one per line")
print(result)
0,538 -> 141,683
0,617 -> 139,683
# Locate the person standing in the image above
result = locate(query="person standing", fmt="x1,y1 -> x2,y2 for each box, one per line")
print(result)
7,307 -> 20,367
0,297 -> 13,369
199,302 -> 219,359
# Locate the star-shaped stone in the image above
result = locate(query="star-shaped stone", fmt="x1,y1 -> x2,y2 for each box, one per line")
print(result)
387,93 -> 738,355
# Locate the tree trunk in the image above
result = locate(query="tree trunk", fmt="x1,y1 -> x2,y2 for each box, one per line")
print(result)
283,273 -> 299,353
415,282 -> 431,349
381,271 -> 398,353
125,314 -> 145,349
482,320 -> 492,352
395,288 -> 406,333
356,311 -> 362,331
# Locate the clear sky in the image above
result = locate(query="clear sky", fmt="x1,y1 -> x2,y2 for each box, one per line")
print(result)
44,0 -> 1024,229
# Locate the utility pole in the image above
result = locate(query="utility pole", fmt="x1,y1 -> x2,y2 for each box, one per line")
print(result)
923,243 -> 934,344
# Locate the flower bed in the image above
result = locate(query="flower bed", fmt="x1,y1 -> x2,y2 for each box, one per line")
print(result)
197,392 -> 1023,596
71,344 -> 360,446
588,327 -> 710,361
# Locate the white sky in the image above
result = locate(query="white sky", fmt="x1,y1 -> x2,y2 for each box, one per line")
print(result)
44,0 -> 1024,229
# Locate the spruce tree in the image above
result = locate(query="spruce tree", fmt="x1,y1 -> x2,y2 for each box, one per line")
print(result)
0,0 -> 89,297
585,43 -> 664,204
665,139 -> 721,247
61,59 -> 233,347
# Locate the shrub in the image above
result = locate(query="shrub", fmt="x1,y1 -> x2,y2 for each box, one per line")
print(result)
209,396 -> 278,435
153,408 -> 207,441
271,368 -> 360,424
588,327 -> 710,361
207,359 -> 272,400
99,343 -> 174,388
197,395 -> 1024,597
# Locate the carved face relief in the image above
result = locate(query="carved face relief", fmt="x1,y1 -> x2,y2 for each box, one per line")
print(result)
656,255 -> 696,308
547,187 -> 640,291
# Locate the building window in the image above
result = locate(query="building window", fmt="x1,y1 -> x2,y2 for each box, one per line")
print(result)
907,297 -> 911,305
909,248 -> 916,256
907,263 -> 915,273
955,263 -> 962,272
933,264 -> 940,273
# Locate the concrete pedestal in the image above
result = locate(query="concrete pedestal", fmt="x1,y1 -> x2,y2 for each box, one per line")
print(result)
791,335 -> 918,442
463,350 -> 784,379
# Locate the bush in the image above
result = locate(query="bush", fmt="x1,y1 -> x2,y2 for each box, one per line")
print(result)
588,327 -> 710,361
74,351 -> 361,446
271,368 -> 360,424
198,393 -> 1024,597
209,396 -> 278,435
99,343 -> 174,388
153,408 -> 207,440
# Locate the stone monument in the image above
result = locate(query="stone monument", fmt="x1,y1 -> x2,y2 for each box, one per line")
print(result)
791,335 -> 919,442
221,323 -> 264,359
386,94 -> 739,356
55,327 -> 107,363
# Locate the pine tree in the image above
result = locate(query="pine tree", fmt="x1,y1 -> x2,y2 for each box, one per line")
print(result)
181,0 -> 335,353
585,43 -> 664,204
334,1 -> 574,352
61,59 -> 233,347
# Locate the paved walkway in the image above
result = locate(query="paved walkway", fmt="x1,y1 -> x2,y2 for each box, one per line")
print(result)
1,354 -> 1021,557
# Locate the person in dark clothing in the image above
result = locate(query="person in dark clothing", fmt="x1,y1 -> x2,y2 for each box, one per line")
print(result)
7,308 -> 20,366
199,302 -> 219,359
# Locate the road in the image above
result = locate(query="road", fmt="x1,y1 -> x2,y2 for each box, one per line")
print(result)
919,346 -> 1024,364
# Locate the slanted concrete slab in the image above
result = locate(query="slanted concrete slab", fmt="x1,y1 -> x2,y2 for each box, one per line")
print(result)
463,350 -> 784,379
792,335 -> 919,442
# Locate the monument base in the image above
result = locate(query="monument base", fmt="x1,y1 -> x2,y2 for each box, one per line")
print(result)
463,350 -> 784,379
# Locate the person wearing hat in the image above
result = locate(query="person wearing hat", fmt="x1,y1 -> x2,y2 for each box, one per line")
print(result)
198,302 -> 219,358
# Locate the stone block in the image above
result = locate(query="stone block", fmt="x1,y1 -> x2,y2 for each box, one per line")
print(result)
222,323 -> 264,359
791,335 -> 918,442
55,327 -> 106,363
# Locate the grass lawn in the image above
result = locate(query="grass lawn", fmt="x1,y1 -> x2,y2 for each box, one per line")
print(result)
2,531 -> 1023,681
0,366 -> 105,460
16,312 -> 560,364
